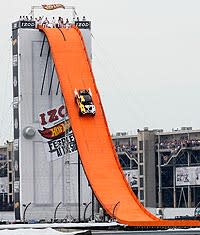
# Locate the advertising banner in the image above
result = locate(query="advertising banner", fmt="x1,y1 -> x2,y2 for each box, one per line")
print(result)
0,177 -> 8,193
75,21 -> 91,29
176,166 -> 200,186
12,24 -> 20,220
124,169 -> 138,188
42,4 -> 65,10
38,104 -> 77,161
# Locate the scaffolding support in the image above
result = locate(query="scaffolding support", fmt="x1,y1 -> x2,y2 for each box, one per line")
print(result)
40,47 -> 50,95
78,152 -> 81,222
158,134 -> 162,208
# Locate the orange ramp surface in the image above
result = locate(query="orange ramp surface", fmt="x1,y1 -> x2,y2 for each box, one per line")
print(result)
39,26 -> 200,227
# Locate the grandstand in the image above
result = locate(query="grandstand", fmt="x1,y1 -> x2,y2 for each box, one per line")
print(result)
112,127 -> 200,211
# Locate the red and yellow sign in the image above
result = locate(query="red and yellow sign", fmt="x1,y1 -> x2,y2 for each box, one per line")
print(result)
38,120 -> 70,139
42,4 -> 65,10
38,105 -> 77,161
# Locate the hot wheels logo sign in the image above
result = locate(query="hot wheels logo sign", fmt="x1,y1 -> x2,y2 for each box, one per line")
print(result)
38,119 -> 71,140
38,105 -> 77,161
42,4 -> 65,10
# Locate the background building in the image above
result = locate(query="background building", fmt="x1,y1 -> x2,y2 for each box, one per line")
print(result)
2,126 -> 200,219
0,142 -> 13,211
112,127 -> 200,210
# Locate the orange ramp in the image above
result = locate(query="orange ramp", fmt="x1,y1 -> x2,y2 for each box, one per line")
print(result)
39,26 -> 200,227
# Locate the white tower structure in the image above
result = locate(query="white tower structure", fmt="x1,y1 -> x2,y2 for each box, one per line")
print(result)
12,6 -> 93,221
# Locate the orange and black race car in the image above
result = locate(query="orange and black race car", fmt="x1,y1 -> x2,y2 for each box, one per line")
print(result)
74,88 -> 96,116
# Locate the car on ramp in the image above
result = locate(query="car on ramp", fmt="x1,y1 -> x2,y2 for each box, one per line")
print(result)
74,88 -> 96,116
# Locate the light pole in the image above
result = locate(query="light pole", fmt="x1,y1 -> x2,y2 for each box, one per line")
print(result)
22,202 -> 31,223
83,202 -> 91,222
112,201 -> 120,221
53,202 -> 62,222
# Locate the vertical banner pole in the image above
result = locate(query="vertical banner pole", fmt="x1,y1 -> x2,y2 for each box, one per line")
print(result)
78,152 -> 81,222
92,191 -> 95,221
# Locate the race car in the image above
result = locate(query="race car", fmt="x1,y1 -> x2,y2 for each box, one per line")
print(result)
74,88 -> 96,116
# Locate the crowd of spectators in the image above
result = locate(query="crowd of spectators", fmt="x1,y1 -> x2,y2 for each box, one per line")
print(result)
156,139 -> 200,158
114,139 -> 200,159
115,144 -> 137,155
157,139 -> 200,150
19,15 -> 86,28
0,154 -> 6,161
113,137 -> 200,165
19,15 -> 33,21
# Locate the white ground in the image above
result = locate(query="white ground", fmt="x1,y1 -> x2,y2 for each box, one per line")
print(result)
0,228 -> 77,235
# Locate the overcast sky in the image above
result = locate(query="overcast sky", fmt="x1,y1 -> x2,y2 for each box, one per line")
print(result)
1,0 -> 200,143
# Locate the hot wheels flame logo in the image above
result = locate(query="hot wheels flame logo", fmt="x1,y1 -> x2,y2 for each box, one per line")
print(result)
38,120 -> 71,140
42,4 -> 65,10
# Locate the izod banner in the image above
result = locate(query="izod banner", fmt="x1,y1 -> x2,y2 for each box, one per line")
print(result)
38,104 -> 77,161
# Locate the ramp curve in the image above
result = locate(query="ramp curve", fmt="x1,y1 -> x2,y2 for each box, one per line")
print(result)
39,26 -> 200,227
